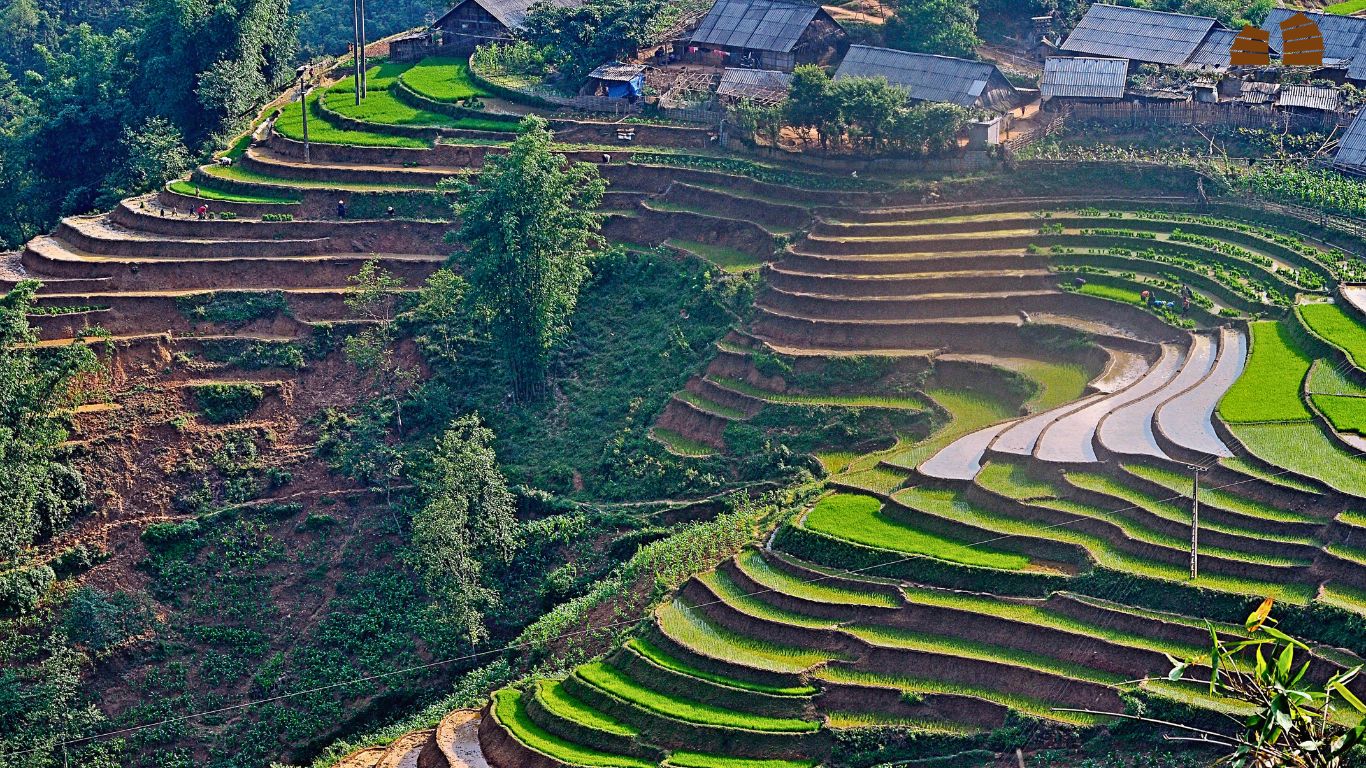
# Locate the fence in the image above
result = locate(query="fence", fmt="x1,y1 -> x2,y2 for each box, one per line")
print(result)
470,60 -> 721,125
1002,112 -> 1067,155
1066,101 -> 1351,133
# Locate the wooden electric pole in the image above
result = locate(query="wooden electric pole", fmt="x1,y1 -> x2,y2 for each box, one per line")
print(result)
353,0 -> 362,105
1190,465 -> 1204,579
359,0 -> 368,96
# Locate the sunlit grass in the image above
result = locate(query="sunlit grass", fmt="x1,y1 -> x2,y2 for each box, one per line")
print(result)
710,376 -> 924,410
1300,302 -> 1366,371
697,570 -> 836,629
1218,320 -> 1313,423
534,679 -> 637,736
1123,463 -> 1319,524
733,548 -> 899,608
167,179 -> 298,205
802,493 -> 1030,570
667,239 -> 762,272
576,662 -> 820,732
655,600 -> 834,673
491,689 -> 652,768
1229,421 -> 1366,499
624,637 -> 815,696
399,56 -> 489,102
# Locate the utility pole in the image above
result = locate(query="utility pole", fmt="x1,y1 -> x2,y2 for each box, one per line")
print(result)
359,0 -> 368,96
353,0 -> 362,105
1190,465 -> 1205,580
297,66 -> 312,164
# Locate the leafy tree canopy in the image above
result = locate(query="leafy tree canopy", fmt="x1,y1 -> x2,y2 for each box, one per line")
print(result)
449,115 -> 606,401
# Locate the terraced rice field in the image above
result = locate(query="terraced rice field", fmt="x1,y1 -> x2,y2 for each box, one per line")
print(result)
25,67 -> 1366,765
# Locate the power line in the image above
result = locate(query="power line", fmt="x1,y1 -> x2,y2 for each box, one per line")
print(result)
4,447 -> 1345,760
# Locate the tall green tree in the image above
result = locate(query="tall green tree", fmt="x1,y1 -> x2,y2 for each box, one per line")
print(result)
523,0 -> 663,84
885,0 -> 980,58
450,115 -> 606,402
410,414 -> 519,646
0,281 -> 98,563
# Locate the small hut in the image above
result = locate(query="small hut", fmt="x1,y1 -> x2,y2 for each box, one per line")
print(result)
834,45 -> 1022,112
1276,84 -> 1341,113
582,63 -> 646,100
716,68 -> 792,105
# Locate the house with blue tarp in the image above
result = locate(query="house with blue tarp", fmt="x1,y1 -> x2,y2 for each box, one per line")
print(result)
583,63 -> 647,100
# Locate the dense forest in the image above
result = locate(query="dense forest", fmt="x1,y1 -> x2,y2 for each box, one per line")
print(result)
0,0 -> 445,251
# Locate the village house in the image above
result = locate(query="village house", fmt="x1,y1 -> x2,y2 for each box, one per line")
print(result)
1040,56 -> 1128,106
833,45 -> 1022,113
391,0 -> 582,60
1262,9 -> 1366,82
1058,4 -> 1233,70
1336,111 -> 1366,175
685,0 -> 846,72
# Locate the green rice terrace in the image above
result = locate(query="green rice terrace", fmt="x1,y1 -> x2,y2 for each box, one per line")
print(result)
8,55 -> 1366,768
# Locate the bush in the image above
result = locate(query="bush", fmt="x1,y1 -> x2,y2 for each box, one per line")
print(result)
63,586 -> 155,653
0,563 -> 55,615
176,291 -> 291,326
192,383 -> 265,424
261,213 -> 294,222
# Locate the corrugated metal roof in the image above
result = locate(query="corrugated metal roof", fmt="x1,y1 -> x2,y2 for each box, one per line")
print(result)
1263,9 -> 1366,68
1336,111 -> 1366,171
1240,81 -> 1280,104
1349,50 -> 1366,82
1060,4 -> 1218,66
834,45 -> 1014,108
1277,84 -> 1341,111
435,0 -> 582,31
1186,27 -> 1239,69
716,67 -> 792,101
587,62 -> 645,81
1040,56 -> 1127,99
690,0 -> 821,54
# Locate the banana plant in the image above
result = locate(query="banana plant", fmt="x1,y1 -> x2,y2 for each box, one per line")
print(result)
1164,598 -> 1366,768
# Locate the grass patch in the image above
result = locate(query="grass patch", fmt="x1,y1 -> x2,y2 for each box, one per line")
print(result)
191,383 -> 264,424
1230,421 -> 1366,499
624,638 -> 815,696
1033,495 -> 1306,567
655,600 -> 833,674
1124,463 -> 1318,524
651,427 -> 715,457
667,752 -> 816,768
835,466 -> 909,494
492,689 -> 651,768
1218,320 -> 1313,423
710,376 -> 923,410
895,486 -> 1313,601
1009,358 -> 1093,411
676,391 -> 748,420
1319,584 -> 1366,617
813,667 -> 1107,726
1328,0 -> 1366,16
535,679 -> 637,737
1312,394 -> 1366,434
277,90 -> 429,148
823,712 -> 978,733
845,625 -> 1127,685
697,570 -> 836,629
976,462 -> 1057,501
733,549 -> 899,608
1307,361 -> 1366,397
577,662 -> 820,732
399,57 -> 488,102
667,239 -> 762,273
802,493 -> 1030,571
167,179 -> 298,205
202,161 -> 431,191
1301,302 -> 1366,370
1066,472 -> 1316,546
325,71 -> 516,132
1217,457 -> 1325,495
1078,282 -> 1143,304
898,584 -> 1203,658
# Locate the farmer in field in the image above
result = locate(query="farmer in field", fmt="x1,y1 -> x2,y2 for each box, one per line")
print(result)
337,199 -> 347,218
1140,289 -> 1151,305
